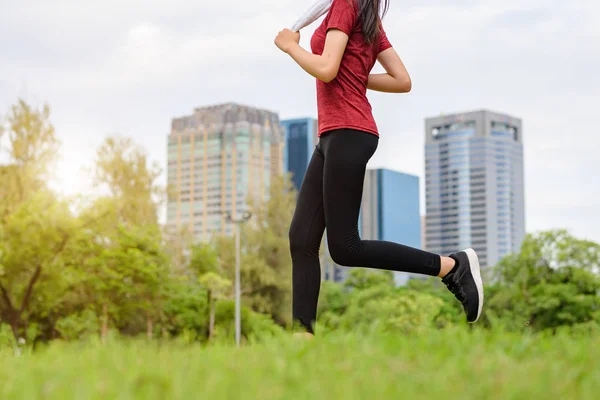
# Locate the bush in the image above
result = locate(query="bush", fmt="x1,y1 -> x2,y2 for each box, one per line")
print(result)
338,288 -> 445,335
55,309 -> 100,341
213,300 -> 284,344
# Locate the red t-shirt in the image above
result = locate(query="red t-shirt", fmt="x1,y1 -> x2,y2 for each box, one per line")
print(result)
310,0 -> 392,137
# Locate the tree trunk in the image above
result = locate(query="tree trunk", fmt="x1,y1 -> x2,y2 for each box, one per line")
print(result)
209,302 -> 216,340
19,265 -> 42,315
146,312 -> 153,340
0,285 -> 20,341
160,311 -> 168,338
101,303 -> 109,342
9,312 -> 20,342
1,308 -> 21,342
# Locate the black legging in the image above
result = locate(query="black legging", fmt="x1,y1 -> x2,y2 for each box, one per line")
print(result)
289,128 -> 442,333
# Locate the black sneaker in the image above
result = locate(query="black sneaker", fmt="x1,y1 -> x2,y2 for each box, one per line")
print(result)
442,248 -> 484,323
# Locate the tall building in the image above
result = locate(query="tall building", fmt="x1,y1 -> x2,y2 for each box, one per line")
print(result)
424,110 -> 525,270
325,168 -> 422,285
167,103 -> 284,241
281,118 -> 319,191
421,215 -> 427,249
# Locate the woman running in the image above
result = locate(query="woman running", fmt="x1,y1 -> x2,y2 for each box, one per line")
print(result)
274,0 -> 483,336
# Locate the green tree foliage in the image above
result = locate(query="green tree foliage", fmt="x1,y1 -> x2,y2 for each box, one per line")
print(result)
199,272 -> 232,340
189,243 -> 219,276
403,278 -> 464,327
0,191 -> 76,340
343,268 -> 395,291
0,99 -> 291,346
320,230 -> 600,335
316,280 -> 347,329
0,100 -> 70,341
86,136 -> 173,340
318,270 -> 447,334
243,174 -> 297,326
212,300 -> 284,343
485,230 -> 600,332
160,278 -> 208,340
93,136 -> 163,226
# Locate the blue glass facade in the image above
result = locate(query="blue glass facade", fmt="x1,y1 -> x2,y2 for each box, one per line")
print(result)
281,118 -> 318,191
378,169 -> 421,249
379,169 -> 421,285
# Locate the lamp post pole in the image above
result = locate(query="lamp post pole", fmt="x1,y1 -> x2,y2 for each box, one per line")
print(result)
223,211 -> 252,347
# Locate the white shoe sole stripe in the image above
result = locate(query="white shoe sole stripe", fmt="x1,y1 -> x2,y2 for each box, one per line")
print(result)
465,248 -> 484,322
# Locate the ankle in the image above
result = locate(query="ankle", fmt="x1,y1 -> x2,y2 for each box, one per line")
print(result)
438,256 -> 456,278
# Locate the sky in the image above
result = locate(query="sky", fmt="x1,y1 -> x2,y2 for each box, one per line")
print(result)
1,0 -> 599,242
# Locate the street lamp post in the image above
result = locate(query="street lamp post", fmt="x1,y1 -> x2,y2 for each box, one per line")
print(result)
222,211 -> 252,347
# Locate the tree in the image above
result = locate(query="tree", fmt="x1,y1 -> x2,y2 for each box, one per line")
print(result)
485,230 -> 600,332
0,191 -> 79,340
316,280 -> 348,330
189,243 -> 219,276
212,300 -> 284,343
339,288 -> 444,335
68,199 -> 171,341
199,272 -> 232,340
0,100 -> 58,166
0,100 -> 74,341
88,136 -> 168,340
241,174 -> 297,326
160,277 -> 208,341
93,136 -> 162,226
343,269 -> 395,292
108,224 -> 169,339
164,226 -> 195,275
403,278 -> 464,328
316,269 -> 446,334
0,100 -> 58,218
189,242 -> 226,338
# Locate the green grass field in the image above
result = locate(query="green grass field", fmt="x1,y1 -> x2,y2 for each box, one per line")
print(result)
1,328 -> 598,399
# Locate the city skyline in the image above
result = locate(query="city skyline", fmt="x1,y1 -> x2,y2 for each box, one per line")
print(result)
166,103 -> 527,276
1,0 -> 598,244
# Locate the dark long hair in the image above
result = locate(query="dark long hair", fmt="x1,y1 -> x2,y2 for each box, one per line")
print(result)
355,0 -> 390,44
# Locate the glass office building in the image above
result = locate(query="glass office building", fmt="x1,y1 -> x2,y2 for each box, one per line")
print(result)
281,118 -> 319,191
424,110 -> 525,270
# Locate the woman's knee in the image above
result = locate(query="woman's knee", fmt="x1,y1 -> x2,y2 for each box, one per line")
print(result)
289,222 -> 302,252
328,242 -> 354,266
289,222 -> 318,257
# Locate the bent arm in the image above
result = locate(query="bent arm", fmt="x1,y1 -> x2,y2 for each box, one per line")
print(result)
286,29 -> 349,83
367,48 -> 412,93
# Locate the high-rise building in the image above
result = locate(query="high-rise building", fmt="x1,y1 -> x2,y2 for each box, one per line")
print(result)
421,215 -> 427,249
281,118 -> 319,191
167,103 -> 284,241
424,110 -> 525,270
325,168 -> 422,285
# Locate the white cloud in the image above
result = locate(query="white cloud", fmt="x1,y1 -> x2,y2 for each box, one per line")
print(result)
1,0 -> 599,242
